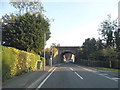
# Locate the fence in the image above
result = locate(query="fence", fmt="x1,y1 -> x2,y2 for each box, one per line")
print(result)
78,59 -> 120,69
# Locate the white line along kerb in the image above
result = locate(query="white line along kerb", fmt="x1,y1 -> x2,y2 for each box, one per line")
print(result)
70,68 -> 74,71
36,67 -> 57,89
48,67 -> 55,72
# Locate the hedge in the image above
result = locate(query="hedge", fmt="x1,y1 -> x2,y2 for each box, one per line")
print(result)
0,46 -> 2,82
2,46 -> 41,82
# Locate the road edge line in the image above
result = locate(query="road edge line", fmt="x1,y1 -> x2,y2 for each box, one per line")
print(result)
36,67 -> 57,89
27,66 -> 56,88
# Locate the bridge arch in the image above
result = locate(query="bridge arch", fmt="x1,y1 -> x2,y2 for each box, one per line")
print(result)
60,50 -> 74,63
55,46 -> 80,63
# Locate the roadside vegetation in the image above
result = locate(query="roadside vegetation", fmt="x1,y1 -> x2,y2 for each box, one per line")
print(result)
2,46 -> 41,82
1,1 -> 119,82
95,67 -> 120,72
2,1 -> 51,54
76,15 -> 120,69
1,1 -> 51,82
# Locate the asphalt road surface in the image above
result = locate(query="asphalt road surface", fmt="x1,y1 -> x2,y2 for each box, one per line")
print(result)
36,63 -> 119,89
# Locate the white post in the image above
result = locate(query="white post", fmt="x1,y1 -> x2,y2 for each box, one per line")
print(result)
50,56 -> 52,67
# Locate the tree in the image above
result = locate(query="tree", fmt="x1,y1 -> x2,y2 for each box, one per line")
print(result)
98,15 -> 115,47
50,43 -> 60,48
102,46 -> 116,68
9,0 -> 44,15
96,38 -> 105,50
78,15 -> 119,68
114,28 -> 120,51
98,15 -> 119,50
81,38 -> 97,59
2,13 -> 51,54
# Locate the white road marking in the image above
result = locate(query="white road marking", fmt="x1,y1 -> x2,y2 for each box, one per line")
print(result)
70,67 -> 84,80
101,75 -> 118,82
111,77 -> 120,80
82,68 -> 97,72
70,68 -> 74,71
36,67 -> 57,89
75,65 -> 118,82
48,67 -> 55,72
75,65 -> 82,68
98,73 -> 119,82
74,72 -> 84,80
75,65 -> 96,72
99,74 -> 108,76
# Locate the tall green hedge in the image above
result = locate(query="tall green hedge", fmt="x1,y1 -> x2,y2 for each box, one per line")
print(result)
0,46 -> 2,82
2,46 -> 40,82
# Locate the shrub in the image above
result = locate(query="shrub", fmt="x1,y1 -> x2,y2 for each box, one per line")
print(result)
2,47 -> 17,81
40,57 -> 46,66
2,46 -> 40,82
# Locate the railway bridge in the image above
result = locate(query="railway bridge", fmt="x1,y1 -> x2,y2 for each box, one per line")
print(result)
52,46 -> 80,64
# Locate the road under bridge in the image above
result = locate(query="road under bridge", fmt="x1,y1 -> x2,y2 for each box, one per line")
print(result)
52,46 -> 80,64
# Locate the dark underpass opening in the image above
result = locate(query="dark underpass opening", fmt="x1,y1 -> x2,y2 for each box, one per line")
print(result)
61,51 -> 75,63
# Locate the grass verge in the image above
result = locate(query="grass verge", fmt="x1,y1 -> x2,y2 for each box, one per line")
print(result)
95,67 -> 120,72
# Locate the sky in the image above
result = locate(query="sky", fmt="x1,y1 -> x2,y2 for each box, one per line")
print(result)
0,0 -> 119,48
42,0 -> 118,47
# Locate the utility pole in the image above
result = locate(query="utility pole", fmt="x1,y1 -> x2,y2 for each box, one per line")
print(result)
43,33 -> 46,71
43,31 -> 51,70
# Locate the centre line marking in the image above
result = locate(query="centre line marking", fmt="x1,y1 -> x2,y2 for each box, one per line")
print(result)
70,67 -> 84,80
74,72 -> 84,80
36,67 -> 57,89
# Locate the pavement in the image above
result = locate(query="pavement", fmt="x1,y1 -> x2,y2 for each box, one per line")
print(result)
2,65 -> 54,89
2,63 -> 119,89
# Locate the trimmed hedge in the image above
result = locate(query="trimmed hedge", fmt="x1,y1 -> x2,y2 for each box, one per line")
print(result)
0,46 -> 2,82
2,46 -> 41,82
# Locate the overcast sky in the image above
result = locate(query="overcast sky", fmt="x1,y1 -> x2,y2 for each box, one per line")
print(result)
0,0 -> 119,48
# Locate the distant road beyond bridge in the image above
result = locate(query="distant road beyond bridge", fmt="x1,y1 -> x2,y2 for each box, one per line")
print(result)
52,46 -> 80,64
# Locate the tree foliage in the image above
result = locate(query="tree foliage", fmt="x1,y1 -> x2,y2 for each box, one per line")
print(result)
2,12 -> 51,54
1,1 -> 51,54
9,1 -> 44,15
77,15 -> 120,68
81,38 -> 104,59
98,15 -> 118,47
114,28 -> 120,51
